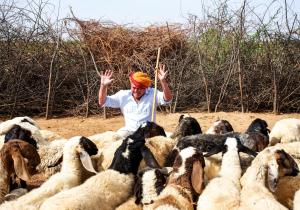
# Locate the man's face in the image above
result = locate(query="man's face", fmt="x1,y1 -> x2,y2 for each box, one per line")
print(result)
130,83 -> 146,100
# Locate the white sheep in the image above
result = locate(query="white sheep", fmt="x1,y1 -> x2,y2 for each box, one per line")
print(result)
239,147 -> 299,210
145,146 -> 205,210
0,116 -> 40,135
0,136 -> 98,210
39,123 -> 160,210
0,140 -> 40,204
197,137 -> 242,210
269,118 -> 300,146
88,130 -> 122,145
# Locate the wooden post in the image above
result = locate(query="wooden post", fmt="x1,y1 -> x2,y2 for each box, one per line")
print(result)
151,47 -> 161,122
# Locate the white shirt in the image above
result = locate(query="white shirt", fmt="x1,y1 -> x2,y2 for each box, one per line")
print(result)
104,88 -> 170,132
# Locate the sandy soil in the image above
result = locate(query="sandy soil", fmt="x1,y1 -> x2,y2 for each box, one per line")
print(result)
33,112 -> 300,138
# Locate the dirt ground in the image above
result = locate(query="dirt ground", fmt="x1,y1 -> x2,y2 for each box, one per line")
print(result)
34,112 -> 300,138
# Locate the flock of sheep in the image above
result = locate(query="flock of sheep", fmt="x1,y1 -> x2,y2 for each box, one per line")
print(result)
0,115 -> 299,210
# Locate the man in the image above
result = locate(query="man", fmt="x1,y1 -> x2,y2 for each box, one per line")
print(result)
98,64 -> 172,138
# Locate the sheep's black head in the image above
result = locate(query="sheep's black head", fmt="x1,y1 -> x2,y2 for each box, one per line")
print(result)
171,114 -> 202,138
109,131 -> 159,175
138,121 -> 166,138
4,125 -> 37,149
246,118 -> 270,138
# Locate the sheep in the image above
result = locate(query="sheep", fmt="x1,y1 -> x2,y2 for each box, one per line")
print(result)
116,167 -> 173,210
269,118 -> 300,146
90,121 -> 166,150
165,132 -> 257,167
88,131 -> 122,149
239,147 -> 299,210
39,122 -> 160,210
96,121 -> 167,171
240,118 -> 270,152
170,114 -> 202,139
0,140 -> 40,203
206,119 -> 234,134
294,190 -> 300,210
134,167 -> 173,205
0,136 -> 98,210
144,146 -> 205,210
0,117 -> 40,135
2,124 -> 67,178
197,137 -> 242,210
266,142 -> 300,209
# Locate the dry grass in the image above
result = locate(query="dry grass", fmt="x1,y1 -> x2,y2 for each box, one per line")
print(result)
34,112 -> 300,138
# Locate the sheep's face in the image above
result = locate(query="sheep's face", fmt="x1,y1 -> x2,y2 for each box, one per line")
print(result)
0,140 -> 40,182
171,147 -> 205,195
266,149 -> 299,192
247,118 -> 270,136
140,121 -> 166,138
66,136 -> 98,174
171,115 -> 202,138
134,167 -> 171,204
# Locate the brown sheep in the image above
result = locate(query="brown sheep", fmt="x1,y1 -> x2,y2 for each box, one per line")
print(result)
0,140 -> 40,203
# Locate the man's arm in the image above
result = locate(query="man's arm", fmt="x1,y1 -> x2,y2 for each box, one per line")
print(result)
158,64 -> 173,102
98,70 -> 114,107
98,84 -> 108,107
160,79 -> 172,102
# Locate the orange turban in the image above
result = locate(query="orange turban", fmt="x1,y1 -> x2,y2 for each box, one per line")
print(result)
129,71 -> 152,88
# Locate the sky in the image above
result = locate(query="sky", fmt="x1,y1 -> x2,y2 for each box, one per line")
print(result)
17,0 -> 300,26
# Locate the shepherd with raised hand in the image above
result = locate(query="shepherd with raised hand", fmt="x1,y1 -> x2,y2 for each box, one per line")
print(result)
98,64 -> 172,138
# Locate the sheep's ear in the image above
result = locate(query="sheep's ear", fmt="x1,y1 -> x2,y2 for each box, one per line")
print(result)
140,145 -> 161,168
80,150 -> 97,174
11,151 -> 31,182
191,160 -> 204,194
267,159 -> 279,192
